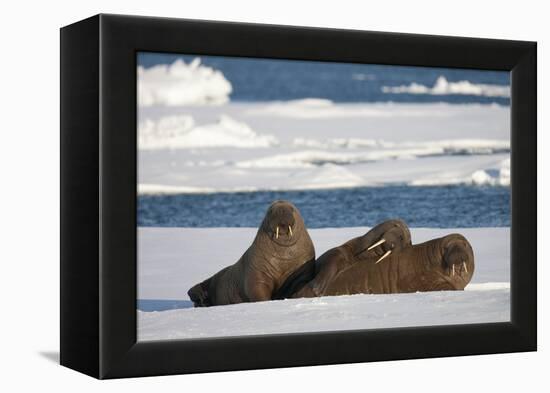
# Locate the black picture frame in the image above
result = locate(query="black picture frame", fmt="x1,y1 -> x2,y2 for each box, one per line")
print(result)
60,14 -> 537,379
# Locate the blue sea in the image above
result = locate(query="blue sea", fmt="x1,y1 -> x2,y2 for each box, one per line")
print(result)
138,52 -> 510,105
138,185 -> 509,228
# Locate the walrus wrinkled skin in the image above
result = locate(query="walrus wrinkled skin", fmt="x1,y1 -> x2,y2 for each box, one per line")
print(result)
291,231 -> 474,298
278,219 -> 412,299
188,200 -> 315,307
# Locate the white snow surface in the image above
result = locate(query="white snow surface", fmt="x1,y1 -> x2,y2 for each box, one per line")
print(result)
137,227 -> 510,341
138,102 -> 510,192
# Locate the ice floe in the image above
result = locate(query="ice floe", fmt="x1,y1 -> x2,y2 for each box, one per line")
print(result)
382,76 -> 510,98
138,58 -> 232,107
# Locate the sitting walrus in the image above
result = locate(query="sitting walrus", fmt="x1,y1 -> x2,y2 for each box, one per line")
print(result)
188,200 -> 315,307
287,225 -> 474,298
274,219 -> 412,299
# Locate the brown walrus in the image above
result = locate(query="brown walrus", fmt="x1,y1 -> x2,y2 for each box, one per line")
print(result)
188,200 -> 315,307
275,219 -> 412,299
287,226 -> 474,298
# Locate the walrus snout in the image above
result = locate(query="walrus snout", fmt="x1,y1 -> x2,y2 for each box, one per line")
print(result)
266,200 -> 300,241
440,234 -> 475,286
187,282 -> 211,307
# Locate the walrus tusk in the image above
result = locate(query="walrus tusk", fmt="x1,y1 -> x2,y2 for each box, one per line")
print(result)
368,238 -> 386,251
452,265 -> 455,276
463,261 -> 468,273
375,250 -> 391,264
289,226 -> 293,237
276,226 -> 279,239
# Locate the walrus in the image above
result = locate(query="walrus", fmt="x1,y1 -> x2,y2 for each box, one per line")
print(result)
187,200 -> 315,307
275,219 -> 412,299
290,230 -> 475,298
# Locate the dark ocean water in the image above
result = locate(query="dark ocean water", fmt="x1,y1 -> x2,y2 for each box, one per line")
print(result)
138,185 -> 510,229
138,52 -> 510,105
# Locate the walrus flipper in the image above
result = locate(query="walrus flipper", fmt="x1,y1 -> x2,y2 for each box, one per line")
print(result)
188,278 -> 213,307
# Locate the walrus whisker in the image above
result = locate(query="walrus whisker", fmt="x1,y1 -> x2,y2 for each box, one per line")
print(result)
289,226 -> 293,237
463,261 -> 468,273
276,226 -> 279,239
367,238 -> 386,251
375,250 -> 391,264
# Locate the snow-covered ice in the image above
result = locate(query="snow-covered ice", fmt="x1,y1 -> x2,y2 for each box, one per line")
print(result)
139,114 -> 278,150
137,227 -> 510,341
138,102 -> 510,193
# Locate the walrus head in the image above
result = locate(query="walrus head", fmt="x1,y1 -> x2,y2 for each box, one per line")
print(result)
260,200 -> 305,247
354,219 -> 412,264
438,233 -> 475,287
401,233 -> 475,291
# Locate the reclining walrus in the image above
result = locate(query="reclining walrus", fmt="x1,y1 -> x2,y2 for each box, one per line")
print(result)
273,219 -> 412,299
277,220 -> 475,299
188,200 -> 315,307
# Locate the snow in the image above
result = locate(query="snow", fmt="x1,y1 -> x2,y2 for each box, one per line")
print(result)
139,152 -> 511,194
137,227 -> 510,341
138,290 -> 509,341
138,58 -> 232,107
138,102 -> 510,193
235,143 -> 509,168
139,114 -> 278,150
243,98 -> 450,119
381,76 -> 510,98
